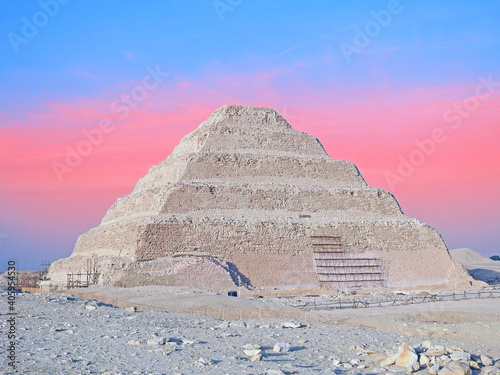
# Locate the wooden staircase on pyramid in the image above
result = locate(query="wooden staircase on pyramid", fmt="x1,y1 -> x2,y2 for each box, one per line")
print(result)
311,236 -> 385,289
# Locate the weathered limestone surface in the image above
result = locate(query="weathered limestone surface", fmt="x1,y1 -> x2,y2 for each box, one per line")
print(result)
48,105 -> 471,290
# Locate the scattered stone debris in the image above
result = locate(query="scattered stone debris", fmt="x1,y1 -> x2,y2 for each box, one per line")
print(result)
273,342 -> 291,353
380,341 -> 496,375
2,291 -> 498,374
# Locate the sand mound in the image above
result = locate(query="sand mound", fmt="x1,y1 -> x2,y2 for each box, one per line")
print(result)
450,248 -> 500,285
450,248 -> 495,265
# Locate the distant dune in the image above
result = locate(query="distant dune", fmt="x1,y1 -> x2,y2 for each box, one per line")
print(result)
450,248 -> 500,285
450,248 -> 496,264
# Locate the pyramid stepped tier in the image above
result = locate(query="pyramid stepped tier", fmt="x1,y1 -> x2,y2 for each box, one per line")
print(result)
135,154 -> 367,188
101,183 -> 403,223
47,105 -> 472,291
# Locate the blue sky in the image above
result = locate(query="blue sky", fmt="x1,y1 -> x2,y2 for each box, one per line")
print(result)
2,1 -> 499,110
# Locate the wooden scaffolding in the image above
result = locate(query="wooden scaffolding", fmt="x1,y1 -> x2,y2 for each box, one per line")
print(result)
66,257 -> 100,289
312,236 -> 385,289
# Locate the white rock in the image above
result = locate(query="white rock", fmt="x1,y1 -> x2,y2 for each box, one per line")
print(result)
85,305 -> 96,310
408,362 -> 420,373
381,353 -> 398,367
481,355 -> 493,366
380,342 -> 419,371
450,351 -> 470,362
244,349 -> 262,357
146,337 -> 167,345
427,345 -> 447,357
281,322 -> 301,329
250,354 -> 262,362
197,357 -> 214,366
429,365 -> 441,375
127,340 -> 146,346
438,361 -> 471,375
125,306 -> 136,313
395,343 -> 419,368
229,321 -> 247,328
423,340 -> 433,349
420,354 -> 431,366
242,343 -> 261,350
469,360 -> 479,370
273,342 -> 290,353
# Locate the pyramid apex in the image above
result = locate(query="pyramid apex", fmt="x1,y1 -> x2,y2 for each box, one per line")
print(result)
206,105 -> 292,130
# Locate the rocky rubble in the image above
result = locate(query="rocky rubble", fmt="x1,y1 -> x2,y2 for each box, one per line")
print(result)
379,342 -> 497,374
1,291 -> 498,374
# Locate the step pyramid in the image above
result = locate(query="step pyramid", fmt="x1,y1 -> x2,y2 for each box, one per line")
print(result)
47,105 -> 471,290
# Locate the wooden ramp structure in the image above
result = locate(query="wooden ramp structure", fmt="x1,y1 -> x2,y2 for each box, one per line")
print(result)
311,236 -> 386,289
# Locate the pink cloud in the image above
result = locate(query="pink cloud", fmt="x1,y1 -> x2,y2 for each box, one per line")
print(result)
1,70 -> 499,254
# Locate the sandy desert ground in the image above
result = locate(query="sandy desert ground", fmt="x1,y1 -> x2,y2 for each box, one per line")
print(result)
1,284 -> 499,375
1,249 -> 499,374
